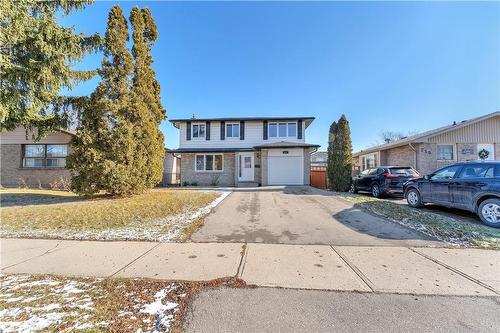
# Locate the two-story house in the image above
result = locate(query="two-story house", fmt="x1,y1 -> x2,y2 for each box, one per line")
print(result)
170,117 -> 319,186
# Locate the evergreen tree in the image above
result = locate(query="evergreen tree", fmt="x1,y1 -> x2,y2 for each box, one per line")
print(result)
67,5 -> 139,196
0,0 -> 100,137
327,114 -> 353,192
129,7 -> 166,188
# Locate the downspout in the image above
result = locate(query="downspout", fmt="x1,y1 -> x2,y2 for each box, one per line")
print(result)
409,143 -> 417,171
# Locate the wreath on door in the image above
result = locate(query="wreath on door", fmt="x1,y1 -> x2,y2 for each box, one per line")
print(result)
478,148 -> 489,160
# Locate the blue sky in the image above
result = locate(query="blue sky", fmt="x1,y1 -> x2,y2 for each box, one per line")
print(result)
62,1 -> 500,152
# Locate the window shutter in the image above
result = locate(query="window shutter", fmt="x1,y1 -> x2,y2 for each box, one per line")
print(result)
297,120 -> 303,139
206,121 -> 211,140
186,121 -> 191,141
263,120 -> 268,140
240,121 -> 245,140
220,121 -> 225,140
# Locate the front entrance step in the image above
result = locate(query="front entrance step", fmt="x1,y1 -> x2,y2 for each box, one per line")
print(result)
237,181 -> 259,188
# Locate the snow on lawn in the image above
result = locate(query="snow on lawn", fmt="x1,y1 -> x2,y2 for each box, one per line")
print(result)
1,190 -> 230,242
0,274 -> 189,332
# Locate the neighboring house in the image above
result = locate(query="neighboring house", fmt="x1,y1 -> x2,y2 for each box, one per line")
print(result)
0,127 -> 74,187
311,151 -> 327,167
353,111 -> 500,175
170,117 -> 319,186
162,149 -> 181,186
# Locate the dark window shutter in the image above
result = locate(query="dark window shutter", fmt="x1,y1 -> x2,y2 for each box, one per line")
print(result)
240,121 -> 245,140
220,121 -> 225,140
186,121 -> 191,141
297,120 -> 303,139
263,120 -> 268,140
206,121 -> 211,140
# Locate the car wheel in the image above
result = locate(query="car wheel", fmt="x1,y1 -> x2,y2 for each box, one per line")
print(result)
478,198 -> 500,228
371,184 -> 381,198
350,183 -> 358,193
406,188 -> 423,208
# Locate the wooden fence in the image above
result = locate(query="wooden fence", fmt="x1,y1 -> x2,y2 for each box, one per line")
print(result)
310,166 -> 327,189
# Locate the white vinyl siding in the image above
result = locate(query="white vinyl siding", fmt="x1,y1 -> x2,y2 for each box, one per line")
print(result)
179,121 -> 305,148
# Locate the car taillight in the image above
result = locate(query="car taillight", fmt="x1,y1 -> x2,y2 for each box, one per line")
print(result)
383,171 -> 399,179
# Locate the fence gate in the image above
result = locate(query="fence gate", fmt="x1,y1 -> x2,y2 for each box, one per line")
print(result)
310,166 -> 327,189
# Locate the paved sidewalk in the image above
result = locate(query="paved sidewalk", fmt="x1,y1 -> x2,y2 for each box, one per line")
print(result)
1,238 -> 499,296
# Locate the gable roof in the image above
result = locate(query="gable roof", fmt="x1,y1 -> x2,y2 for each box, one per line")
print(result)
353,111 -> 500,157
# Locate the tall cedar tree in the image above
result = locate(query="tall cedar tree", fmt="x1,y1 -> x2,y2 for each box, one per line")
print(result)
67,6 -> 141,195
0,0 -> 100,137
327,115 -> 353,191
129,7 -> 166,188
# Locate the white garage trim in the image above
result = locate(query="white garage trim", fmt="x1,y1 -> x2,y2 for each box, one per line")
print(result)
267,148 -> 304,185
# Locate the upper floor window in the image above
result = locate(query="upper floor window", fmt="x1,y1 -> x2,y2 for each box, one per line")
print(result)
23,144 -> 68,168
269,122 -> 297,138
192,123 -> 206,139
226,123 -> 240,138
437,145 -> 454,161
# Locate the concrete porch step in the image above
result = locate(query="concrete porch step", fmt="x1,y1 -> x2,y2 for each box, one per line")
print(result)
237,182 -> 260,188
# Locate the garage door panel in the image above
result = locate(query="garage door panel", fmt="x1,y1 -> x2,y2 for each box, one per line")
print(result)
268,156 -> 303,185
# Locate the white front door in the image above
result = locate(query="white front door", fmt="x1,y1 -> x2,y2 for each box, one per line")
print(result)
238,152 -> 254,182
477,144 -> 495,160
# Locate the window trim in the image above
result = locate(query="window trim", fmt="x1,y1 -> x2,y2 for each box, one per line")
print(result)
191,123 -> 206,140
194,154 -> 224,172
22,144 -> 68,169
225,123 -> 240,139
268,121 -> 298,139
436,144 -> 455,161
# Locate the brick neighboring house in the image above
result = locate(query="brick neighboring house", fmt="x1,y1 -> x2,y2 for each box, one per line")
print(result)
170,116 -> 320,186
0,127 -> 74,187
353,111 -> 500,175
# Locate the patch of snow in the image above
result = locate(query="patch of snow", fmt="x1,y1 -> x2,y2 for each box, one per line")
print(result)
140,285 -> 179,332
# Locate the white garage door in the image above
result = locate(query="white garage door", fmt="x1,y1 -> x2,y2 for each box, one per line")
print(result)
268,149 -> 304,185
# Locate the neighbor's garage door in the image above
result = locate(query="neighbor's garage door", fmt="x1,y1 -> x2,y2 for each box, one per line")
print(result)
268,149 -> 304,185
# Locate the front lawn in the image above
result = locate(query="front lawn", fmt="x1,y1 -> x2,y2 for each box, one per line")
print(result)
0,188 -> 223,241
0,274 -> 245,333
337,193 -> 500,250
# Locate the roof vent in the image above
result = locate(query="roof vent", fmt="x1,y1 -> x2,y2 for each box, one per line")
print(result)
453,121 -> 457,125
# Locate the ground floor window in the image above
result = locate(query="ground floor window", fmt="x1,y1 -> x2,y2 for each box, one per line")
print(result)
195,154 -> 223,171
437,144 -> 454,161
361,153 -> 377,171
22,144 -> 68,168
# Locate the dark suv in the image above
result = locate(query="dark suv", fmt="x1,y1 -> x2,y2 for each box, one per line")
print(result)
351,166 -> 420,197
403,161 -> 500,228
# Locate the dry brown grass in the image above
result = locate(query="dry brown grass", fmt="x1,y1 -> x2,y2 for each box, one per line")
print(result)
0,274 -> 250,332
0,188 -> 217,232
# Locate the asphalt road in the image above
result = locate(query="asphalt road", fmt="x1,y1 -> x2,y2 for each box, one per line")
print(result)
184,287 -> 500,333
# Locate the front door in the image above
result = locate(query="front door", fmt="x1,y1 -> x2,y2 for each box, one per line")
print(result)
238,152 -> 254,182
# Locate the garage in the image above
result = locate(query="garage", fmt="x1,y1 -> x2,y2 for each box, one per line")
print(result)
267,148 -> 304,185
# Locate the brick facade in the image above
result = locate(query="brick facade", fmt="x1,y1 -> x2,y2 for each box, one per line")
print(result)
1,144 -> 71,187
385,145 -> 416,169
180,153 -> 236,186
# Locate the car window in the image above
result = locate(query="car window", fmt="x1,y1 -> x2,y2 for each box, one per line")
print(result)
389,167 -> 418,177
360,169 -> 371,176
369,168 -> 380,175
458,164 -> 494,179
495,165 -> 500,177
430,165 -> 462,180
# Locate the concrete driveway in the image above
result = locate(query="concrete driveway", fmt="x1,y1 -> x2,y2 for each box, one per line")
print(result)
191,186 -> 440,246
